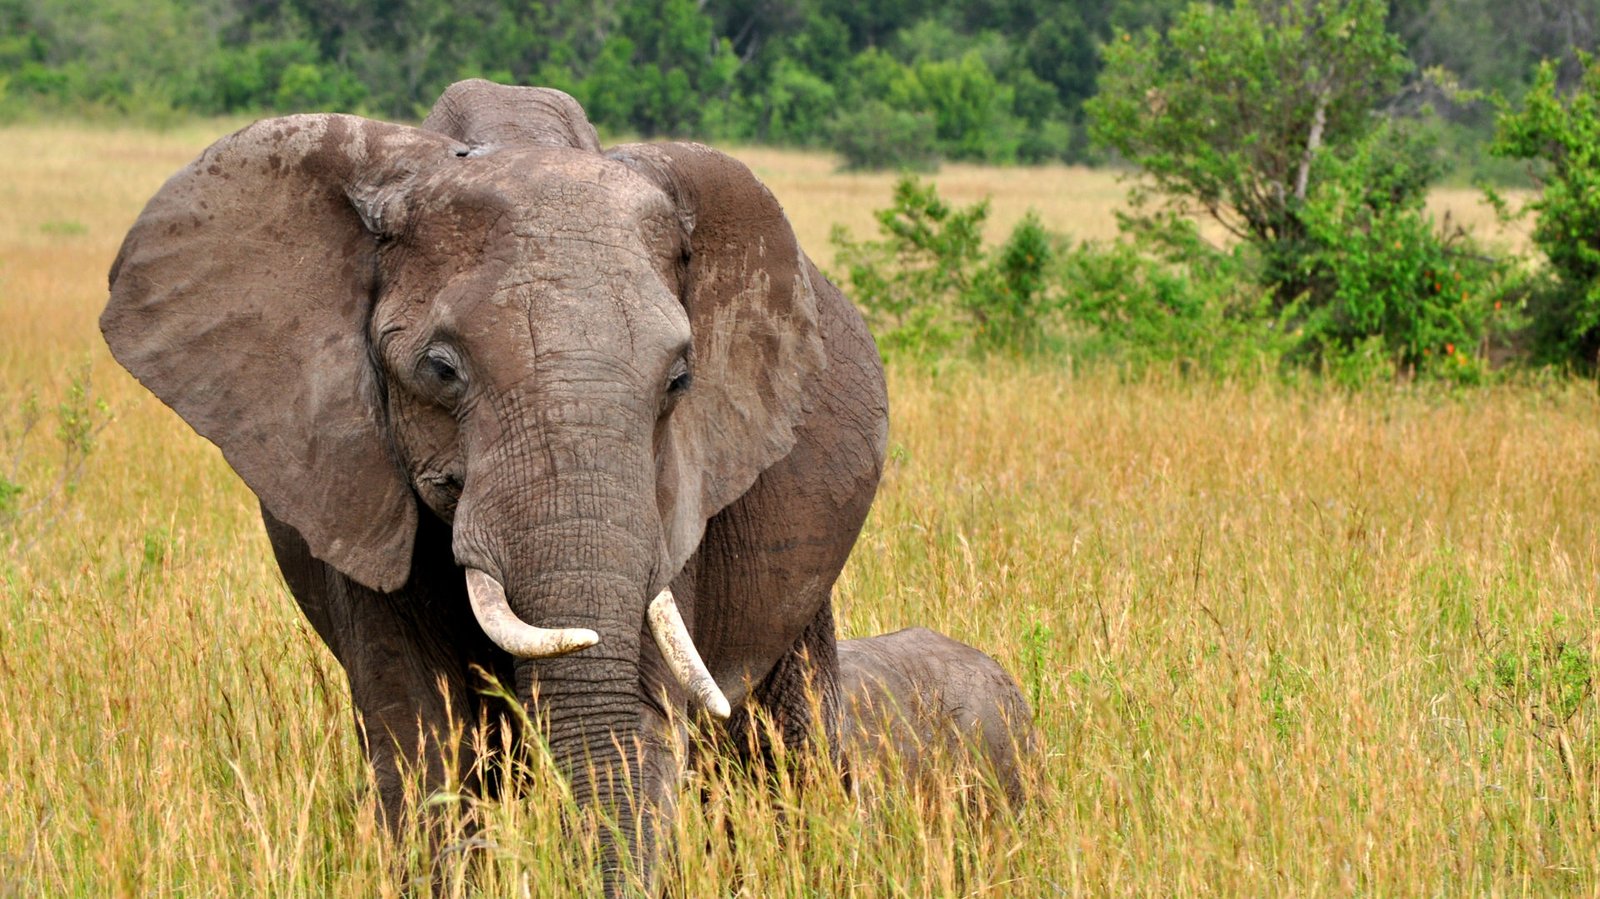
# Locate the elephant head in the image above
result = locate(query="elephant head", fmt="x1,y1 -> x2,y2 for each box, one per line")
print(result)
102,80 -> 829,870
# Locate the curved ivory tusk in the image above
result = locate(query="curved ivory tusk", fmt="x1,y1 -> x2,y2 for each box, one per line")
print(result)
647,588 -> 732,720
465,568 -> 600,659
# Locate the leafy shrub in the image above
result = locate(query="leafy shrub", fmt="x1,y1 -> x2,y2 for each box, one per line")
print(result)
830,101 -> 940,172
1488,53 -> 1600,368
273,62 -> 367,112
827,42 -> 1054,170
1058,218 -> 1286,376
1292,125 -> 1498,380
1471,621 -> 1595,746
886,51 -> 1025,165
761,59 -> 837,146
1087,0 -> 1410,309
975,213 -> 1054,350
1087,0 -> 1500,382
830,177 -> 1057,357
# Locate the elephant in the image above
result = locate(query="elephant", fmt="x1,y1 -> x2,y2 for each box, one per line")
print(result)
101,79 -> 888,886
838,628 -> 1037,809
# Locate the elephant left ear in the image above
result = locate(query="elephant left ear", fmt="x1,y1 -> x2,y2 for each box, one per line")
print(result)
608,142 -> 828,574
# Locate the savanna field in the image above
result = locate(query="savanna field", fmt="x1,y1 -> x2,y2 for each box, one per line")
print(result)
2,121 -> 1599,895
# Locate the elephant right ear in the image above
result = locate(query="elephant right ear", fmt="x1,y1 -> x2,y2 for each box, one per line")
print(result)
102,115 -> 466,593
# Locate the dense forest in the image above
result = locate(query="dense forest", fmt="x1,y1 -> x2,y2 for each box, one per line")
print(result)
4,0 -> 1599,167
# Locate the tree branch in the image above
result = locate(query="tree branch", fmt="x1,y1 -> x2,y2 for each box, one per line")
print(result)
1294,81 -> 1331,202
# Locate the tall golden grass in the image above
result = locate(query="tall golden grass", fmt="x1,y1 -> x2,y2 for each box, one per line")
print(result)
1,120 -> 1595,896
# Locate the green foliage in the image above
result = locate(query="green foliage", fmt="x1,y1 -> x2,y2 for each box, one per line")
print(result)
978,213 -> 1055,348
1472,621 -> 1595,744
759,59 -> 837,146
1,363 -> 111,537
55,366 -> 108,466
0,0 -> 1114,161
1088,0 -> 1411,305
1057,218 -> 1287,376
830,102 -> 940,172
0,475 -> 20,522
141,526 -> 172,574
886,51 -> 1025,165
1292,124 -> 1498,379
1084,0 -> 1510,381
1261,651 -> 1310,740
0,0 -> 1591,174
273,62 -> 368,112
1489,53 -> 1600,367
1022,615 -> 1052,714
830,177 -> 1058,357
573,0 -> 740,137
0,390 -> 41,528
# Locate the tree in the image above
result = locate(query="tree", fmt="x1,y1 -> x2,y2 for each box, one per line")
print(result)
1390,0 -> 1600,98
1086,0 -> 1497,376
1087,0 -> 1410,305
1490,53 -> 1600,365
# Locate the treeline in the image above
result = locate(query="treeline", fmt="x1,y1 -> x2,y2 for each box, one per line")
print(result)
4,0 -> 1599,167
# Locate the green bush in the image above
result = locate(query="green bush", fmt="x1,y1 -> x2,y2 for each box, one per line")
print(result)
273,62 -> 367,112
830,177 -> 1058,357
1058,218 -> 1286,376
1087,0 -> 1410,308
830,101 -> 940,172
1086,0 -> 1502,382
1,363 -> 112,541
761,59 -> 837,146
887,51 -> 1026,165
1291,125 -> 1498,380
1488,53 -> 1600,368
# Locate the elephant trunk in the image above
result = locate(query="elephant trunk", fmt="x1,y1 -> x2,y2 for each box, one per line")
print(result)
454,441 -> 665,880
530,520 -> 655,837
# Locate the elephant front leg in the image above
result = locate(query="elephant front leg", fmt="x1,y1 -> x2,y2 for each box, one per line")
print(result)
344,640 -> 481,838
262,507 -> 494,841
724,601 -> 846,779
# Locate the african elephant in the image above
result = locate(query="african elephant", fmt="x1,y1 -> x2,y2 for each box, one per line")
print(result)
839,628 -> 1037,809
101,79 -> 888,884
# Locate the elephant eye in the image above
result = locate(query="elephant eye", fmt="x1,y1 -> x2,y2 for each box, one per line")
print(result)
428,356 -> 458,383
666,358 -> 692,395
418,347 -> 466,403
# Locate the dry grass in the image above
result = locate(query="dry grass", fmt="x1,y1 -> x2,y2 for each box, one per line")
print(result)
730,146 -> 1530,257
2,120 -> 1597,896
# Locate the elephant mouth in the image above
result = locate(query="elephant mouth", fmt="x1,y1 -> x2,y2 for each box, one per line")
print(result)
464,566 -> 730,719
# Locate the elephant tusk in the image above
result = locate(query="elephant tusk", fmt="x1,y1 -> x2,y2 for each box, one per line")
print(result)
465,568 -> 600,659
647,588 -> 732,720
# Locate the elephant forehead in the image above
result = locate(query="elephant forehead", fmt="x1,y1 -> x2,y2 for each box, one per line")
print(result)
496,256 -> 688,367
390,148 -> 689,372
406,149 -> 683,289
423,147 -> 673,233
